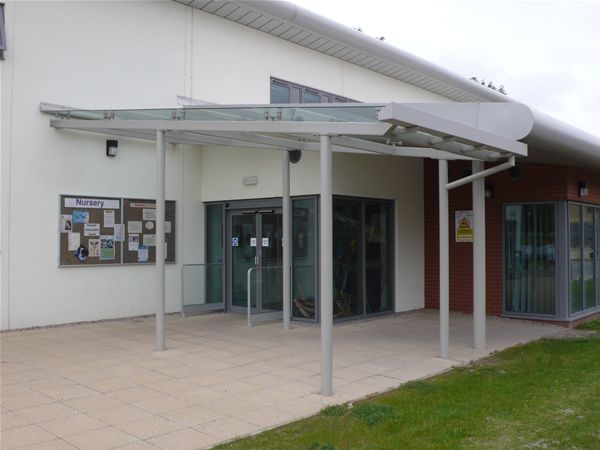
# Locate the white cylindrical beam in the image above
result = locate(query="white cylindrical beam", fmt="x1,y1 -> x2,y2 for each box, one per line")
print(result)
155,130 -> 166,352
472,160 -> 486,349
439,159 -> 449,359
320,135 -> 333,396
282,150 -> 291,330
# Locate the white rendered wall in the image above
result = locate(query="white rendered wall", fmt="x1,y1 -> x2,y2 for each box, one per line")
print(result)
199,147 -> 424,313
1,0 -> 438,329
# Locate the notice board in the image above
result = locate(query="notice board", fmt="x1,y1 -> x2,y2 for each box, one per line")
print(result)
122,198 -> 176,264
59,195 -> 123,266
59,194 -> 176,266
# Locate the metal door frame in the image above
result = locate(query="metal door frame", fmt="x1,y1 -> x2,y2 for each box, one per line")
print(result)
226,205 -> 283,314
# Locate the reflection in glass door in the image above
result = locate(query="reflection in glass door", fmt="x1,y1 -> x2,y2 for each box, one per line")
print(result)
229,210 -> 283,312
231,213 -> 257,308
261,212 -> 283,311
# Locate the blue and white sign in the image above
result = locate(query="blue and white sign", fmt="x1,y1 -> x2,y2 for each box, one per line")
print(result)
232,237 -> 239,247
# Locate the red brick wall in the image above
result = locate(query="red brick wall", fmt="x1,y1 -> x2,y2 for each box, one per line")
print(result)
424,160 -> 600,315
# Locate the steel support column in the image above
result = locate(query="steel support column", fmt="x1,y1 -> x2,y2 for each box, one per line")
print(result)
472,160 -> 486,349
320,135 -> 333,396
155,130 -> 166,351
439,159 -> 449,359
282,150 -> 291,330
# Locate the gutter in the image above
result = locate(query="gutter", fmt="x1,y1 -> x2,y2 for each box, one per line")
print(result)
234,1 -> 600,167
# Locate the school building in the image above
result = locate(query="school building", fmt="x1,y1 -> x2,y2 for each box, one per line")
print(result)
2,0 -> 599,395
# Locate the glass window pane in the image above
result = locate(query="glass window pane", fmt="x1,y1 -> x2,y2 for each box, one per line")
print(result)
231,214 -> 257,308
302,89 -> 321,103
504,204 -> 555,315
261,213 -> 283,311
333,199 -> 363,318
365,201 -> 393,314
205,204 -> 224,304
583,207 -> 595,310
570,204 -> 583,313
271,82 -> 290,104
292,198 -> 317,320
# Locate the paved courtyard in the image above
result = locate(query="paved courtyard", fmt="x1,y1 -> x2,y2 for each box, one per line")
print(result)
1,310 -> 562,449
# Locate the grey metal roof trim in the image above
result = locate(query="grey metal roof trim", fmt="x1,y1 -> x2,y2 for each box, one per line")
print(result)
176,0 -> 600,166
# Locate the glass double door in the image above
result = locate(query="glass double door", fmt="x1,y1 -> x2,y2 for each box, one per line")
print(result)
229,209 -> 283,312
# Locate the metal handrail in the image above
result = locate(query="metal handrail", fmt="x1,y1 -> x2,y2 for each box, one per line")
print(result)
247,266 -> 283,327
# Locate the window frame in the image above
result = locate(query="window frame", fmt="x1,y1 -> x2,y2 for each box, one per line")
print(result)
270,77 -> 356,104
568,201 -> 600,318
331,194 -> 395,321
502,201 -> 560,319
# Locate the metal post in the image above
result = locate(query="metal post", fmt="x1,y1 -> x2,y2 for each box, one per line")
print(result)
247,267 -> 254,327
282,150 -> 291,330
472,160 -> 486,349
320,135 -> 333,396
439,159 -> 449,359
155,130 -> 166,351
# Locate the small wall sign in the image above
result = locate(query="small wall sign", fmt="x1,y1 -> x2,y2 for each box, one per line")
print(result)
455,210 -> 474,242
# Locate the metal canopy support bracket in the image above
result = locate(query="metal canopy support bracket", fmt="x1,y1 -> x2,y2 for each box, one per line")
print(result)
438,160 -> 449,360
156,130 -> 166,352
282,150 -> 291,330
472,160 -> 486,350
446,156 -> 515,190
320,134 -> 333,396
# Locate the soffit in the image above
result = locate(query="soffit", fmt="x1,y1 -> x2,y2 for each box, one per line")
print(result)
173,0 -> 487,102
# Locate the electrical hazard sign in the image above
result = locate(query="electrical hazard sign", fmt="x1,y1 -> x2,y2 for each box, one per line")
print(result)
455,210 -> 474,242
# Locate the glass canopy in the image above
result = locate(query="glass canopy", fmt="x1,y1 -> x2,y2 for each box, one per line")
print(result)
41,102 -> 527,161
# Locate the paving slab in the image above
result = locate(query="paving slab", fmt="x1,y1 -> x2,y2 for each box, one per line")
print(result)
1,309 -> 562,449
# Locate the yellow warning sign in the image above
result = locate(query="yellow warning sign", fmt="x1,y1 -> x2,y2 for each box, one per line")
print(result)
455,210 -> 473,242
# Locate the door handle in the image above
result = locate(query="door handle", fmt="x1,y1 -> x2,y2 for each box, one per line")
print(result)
254,255 -> 261,266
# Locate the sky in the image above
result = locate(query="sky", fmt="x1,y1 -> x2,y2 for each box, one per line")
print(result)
291,0 -> 600,137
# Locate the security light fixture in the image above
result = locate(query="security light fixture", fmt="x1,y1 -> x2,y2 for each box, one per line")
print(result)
289,149 -> 302,164
578,181 -> 589,197
508,165 -> 521,179
485,183 -> 494,199
106,139 -> 118,157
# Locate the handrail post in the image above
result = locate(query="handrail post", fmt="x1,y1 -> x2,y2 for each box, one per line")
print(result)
247,267 -> 254,327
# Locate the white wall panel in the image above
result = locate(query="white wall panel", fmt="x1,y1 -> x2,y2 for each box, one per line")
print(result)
1,1 -> 434,328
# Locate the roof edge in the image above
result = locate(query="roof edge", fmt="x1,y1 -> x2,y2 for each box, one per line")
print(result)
233,0 -> 600,165
235,0 -> 509,103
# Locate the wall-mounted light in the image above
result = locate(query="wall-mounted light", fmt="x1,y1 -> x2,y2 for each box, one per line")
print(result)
578,181 -> 589,197
485,183 -> 494,199
289,149 -> 302,164
106,139 -> 118,157
508,165 -> 521,179
243,176 -> 258,186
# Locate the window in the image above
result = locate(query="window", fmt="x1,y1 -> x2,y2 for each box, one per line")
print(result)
270,81 -> 290,104
504,204 -> 556,315
292,197 -> 318,320
0,3 -> 6,60
569,203 -> 600,315
270,78 -> 355,104
205,204 -> 224,305
333,196 -> 394,319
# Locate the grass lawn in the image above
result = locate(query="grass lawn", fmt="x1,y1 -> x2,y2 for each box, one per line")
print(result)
217,321 -> 600,450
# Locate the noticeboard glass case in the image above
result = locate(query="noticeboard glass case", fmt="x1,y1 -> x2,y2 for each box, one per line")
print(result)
59,194 -> 176,266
